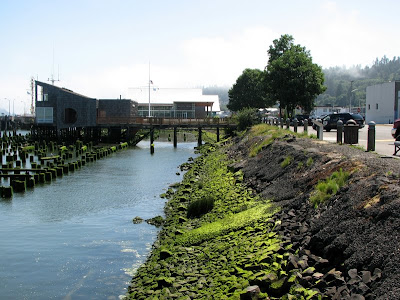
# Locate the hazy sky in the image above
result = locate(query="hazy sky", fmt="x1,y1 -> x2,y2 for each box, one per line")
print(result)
1,0 -> 399,114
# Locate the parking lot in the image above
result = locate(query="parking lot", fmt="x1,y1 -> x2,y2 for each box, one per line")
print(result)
289,123 -> 398,158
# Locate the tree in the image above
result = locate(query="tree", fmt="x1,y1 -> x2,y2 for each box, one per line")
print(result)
265,35 -> 326,117
227,68 -> 271,112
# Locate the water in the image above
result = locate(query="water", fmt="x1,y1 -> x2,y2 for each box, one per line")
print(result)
0,140 -> 197,299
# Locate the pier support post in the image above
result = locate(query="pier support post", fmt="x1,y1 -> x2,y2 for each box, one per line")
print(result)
198,127 -> 202,147
150,128 -> 154,154
217,127 -> 220,142
173,127 -> 177,148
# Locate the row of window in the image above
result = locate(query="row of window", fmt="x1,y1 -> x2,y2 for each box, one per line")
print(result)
367,104 -> 379,110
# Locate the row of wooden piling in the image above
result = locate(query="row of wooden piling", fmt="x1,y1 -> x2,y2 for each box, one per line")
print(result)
0,136 -> 129,198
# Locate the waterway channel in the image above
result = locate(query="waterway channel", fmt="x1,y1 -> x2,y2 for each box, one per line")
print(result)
0,139 -> 197,299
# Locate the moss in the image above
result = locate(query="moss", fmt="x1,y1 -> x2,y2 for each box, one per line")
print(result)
127,142 -> 317,299
281,156 -> 293,168
187,196 -> 215,218
146,216 -> 164,227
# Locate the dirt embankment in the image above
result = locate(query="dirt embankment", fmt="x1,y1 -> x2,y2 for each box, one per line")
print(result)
228,134 -> 400,299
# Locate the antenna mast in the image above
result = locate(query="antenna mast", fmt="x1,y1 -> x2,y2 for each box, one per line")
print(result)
48,48 -> 60,85
30,77 -> 35,115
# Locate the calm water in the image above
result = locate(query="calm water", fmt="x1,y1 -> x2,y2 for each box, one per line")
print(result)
0,140 -> 197,300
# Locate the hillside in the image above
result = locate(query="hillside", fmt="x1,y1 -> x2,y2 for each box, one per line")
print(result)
127,125 -> 400,299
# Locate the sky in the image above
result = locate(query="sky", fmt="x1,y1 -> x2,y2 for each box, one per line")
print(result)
1,0 -> 399,115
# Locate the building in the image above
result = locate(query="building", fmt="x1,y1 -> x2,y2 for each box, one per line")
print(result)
35,80 -> 97,129
310,106 -> 348,117
130,88 -> 220,118
97,99 -> 138,123
366,81 -> 400,124
34,80 -> 138,131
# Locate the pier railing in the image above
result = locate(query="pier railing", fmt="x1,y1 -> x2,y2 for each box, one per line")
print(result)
97,117 -> 235,127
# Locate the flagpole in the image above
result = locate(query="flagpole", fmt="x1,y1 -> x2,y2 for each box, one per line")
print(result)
148,61 -> 151,117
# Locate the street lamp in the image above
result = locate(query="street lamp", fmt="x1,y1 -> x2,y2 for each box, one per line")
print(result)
351,88 -> 358,113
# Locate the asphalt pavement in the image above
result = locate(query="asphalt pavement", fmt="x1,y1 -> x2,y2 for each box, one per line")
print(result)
288,123 -> 398,158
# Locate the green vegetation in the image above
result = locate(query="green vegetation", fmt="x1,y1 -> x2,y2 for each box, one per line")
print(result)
228,68 -> 271,112
316,56 -> 400,108
22,145 -> 35,152
228,34 -> 326,117
265,34 -> 326,116
306,157 -> 314,167
178,203 -> 275,246
248,124 -> 289,157
310,168 -> 349,208
128,142 -> 319,299
233,107 -> 261,131
281,156 -> 293,168
187,196 -> 215,218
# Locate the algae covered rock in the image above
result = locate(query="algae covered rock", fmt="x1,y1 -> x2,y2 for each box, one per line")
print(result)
132,216 -> 144,224
146,216 -> 164,227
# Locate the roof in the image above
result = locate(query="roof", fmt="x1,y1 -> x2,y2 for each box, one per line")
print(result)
130,88 -> 220,112
35,80 -> 95,99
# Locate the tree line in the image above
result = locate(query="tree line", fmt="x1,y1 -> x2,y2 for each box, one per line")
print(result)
225,33 -> 400,117
227,34 -> 326,118
316,56 -> 400,109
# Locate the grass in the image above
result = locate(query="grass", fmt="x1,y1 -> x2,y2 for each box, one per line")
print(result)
247,124 -> 318,157
249,125 -> 290,157
310,168 -> 349,208
281,155 -> 293,168
176,203 -> 276,246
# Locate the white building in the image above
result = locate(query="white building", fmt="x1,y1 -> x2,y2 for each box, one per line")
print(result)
366,81 -> 400,124
310,106 -> 348,117
129,88 -> 220,118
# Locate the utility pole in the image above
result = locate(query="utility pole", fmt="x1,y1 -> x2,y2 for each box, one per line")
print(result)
350,80 -> 353,113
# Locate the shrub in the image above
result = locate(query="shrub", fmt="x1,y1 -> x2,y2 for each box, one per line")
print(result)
281,156 -> 293,168
187,196 -> 215,218
234,108 -> 261,131
310,168 -> 349,207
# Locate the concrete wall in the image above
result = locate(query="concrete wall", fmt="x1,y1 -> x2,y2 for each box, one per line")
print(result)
366,82 -> 396,124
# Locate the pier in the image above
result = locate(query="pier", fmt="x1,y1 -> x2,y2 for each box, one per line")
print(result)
32,117 -> 236,147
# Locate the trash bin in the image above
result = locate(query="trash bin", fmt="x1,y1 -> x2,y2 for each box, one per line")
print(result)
343,120 -> 359,144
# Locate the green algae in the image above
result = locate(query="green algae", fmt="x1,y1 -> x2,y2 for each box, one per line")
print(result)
126,142 -> 320,299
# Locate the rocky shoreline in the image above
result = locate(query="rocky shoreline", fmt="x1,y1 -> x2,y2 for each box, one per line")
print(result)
126,125 -> 400,299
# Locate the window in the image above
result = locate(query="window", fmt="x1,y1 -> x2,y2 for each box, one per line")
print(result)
36,107 -> 53,123
376,103 -> 379,110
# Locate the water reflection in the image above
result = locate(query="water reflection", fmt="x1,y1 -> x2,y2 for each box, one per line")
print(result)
0,141 -> 196,299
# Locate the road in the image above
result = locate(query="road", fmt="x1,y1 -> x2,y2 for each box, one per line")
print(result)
289,124 -> 398,158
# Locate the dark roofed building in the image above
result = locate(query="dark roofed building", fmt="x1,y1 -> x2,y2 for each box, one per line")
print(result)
35,80 -> 97,130
97,99 -> 138,124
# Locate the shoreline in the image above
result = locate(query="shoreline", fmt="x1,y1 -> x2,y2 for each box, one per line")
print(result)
126,125 -> 400,299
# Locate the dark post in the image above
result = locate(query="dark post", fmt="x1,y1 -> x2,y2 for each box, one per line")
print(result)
173,127 -> 177,148
293,118 -> 298,133
286,118 -> 290,129
150,128 -> 154,154
280,117 -> 283,129
304,119 -> 308,133
198,127 -> 202,147
216,126 -> 220,142
337,120 -> 343,144
367,121 -> 376,151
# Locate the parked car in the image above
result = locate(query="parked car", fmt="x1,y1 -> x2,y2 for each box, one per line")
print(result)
313,113 -> 365,132
391,119 -> 400,139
